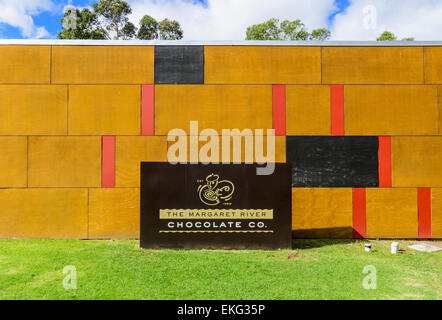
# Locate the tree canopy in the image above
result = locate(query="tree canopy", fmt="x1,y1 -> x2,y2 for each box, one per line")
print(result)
377,30 -> 414,41
246,19 -> 331,41
58,0 -> 183,40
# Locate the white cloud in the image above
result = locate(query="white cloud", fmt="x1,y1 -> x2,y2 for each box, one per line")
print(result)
128,0 -> 336,40
0,0 -> 53,38
331,0 -> 442,40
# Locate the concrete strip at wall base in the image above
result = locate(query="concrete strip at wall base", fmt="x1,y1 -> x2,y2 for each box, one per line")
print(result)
68,85 -> 140,135
292,188 -> 353,238
51,46 -> 154,84
155,85 -> 273,135
286,85 -> 330,135
116,136 -> 168,187
28,136 -> 101,187
345,85 -> 438,135
0,137 -> 27,187
392,136 -> 442,187
366,188 -> 418,238
0,85 -> 67,135
88,188 -> 140,239
0,188 -> 88,238
322,47 -> 424,84
0,46 -> 50,83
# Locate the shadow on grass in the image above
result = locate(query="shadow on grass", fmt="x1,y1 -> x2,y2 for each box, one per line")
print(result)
291,227 -> 360,249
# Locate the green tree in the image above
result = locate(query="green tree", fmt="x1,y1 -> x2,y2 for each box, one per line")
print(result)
246,18 -> 331,41
58,6 -> 107,39
376,30 -> 397,41
280,19 -> 309,40
121,22 -> 137,40
137,16 -> 183,40
58,1 -> 184,40
137,15 -> 159,40
93,0 -> 133,40
158,19 -> 184,40
309,28 -> 331,41
377,30 -> 414,41
245,18 -> 282,40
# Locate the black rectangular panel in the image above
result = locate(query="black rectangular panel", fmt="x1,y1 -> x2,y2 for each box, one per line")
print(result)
286,136 -> 379,187
154,46 -> 204,84
140,163 -> 292,250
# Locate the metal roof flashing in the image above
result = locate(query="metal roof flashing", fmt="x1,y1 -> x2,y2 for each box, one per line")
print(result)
0,40 -> 441,46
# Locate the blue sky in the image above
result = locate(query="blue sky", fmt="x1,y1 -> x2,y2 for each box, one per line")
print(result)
0,0 -> 350,39
0,0 -> 441,40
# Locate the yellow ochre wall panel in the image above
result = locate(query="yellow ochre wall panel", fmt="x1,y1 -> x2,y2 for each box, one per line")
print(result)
424,47 -> 442,84
68,85 -> 140,135
322,47 -> 424,84
292,188 -> 353,238
156,85 -> 272,135
0,189 -> 88,238
0,85 -> 67,135
52,46 -> 154,84
0,137 -> 27,187
116,136 -> 168,187
432,189 -> 442,238
0,46 -> 50,83
166,136 -> 286,164
392,136 -> 442,187
28,136 -> 101,187
89,188 -> 140,239
345,85 -> 438,135
286,85 -> 330,135
366,188 -> 418,238
205,46 -> 321,84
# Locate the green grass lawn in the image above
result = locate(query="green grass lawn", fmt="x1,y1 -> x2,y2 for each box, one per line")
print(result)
0,239 -> 440,300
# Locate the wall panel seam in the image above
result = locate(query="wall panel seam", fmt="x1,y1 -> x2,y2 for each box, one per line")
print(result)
26,136 -> 29,188
50,45 -> 53,84
438,86 -> 440,135
67,85 -> 69,135
87,187 -> 90,239
422,47 -> 426,84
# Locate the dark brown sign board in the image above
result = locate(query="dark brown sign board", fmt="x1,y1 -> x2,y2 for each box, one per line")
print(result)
140,163 -> 292,250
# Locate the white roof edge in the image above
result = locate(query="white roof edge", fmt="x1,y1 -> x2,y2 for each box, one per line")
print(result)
0,39 -> 441,46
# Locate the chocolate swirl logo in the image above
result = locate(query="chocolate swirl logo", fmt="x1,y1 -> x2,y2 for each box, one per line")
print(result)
197,173 -> 235,206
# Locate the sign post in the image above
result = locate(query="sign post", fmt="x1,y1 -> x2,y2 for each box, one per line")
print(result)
140,163 -> 292,250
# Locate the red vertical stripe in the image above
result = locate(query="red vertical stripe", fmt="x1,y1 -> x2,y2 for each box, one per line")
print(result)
272,85 -> 286,136
102,136 -> 115,188
141,84 -> 155,136
330,85 -> 345,136
378,136 -> 392,188
352,188 -> 366,239
418,188 -> 432,239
